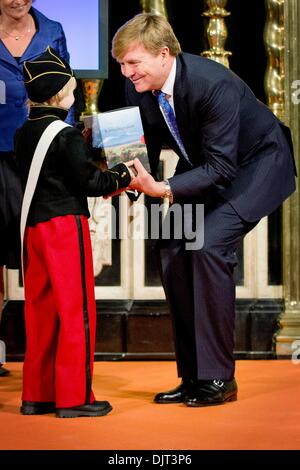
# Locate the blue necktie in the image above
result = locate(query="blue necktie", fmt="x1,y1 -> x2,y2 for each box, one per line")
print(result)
155,90 -> 192,166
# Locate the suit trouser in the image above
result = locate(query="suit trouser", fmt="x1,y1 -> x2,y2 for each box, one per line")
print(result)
158,198 -> 258,381
22,215 -> 96,408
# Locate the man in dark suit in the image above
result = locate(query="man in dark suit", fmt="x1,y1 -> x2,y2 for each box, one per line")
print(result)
112,13 -> 296,406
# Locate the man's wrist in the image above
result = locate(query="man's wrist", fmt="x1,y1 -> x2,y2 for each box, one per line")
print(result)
161,179 -> 173,203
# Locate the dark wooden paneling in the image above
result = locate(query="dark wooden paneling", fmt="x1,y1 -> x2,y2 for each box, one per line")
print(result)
234,300 -> 253,352
250,300 -> 282,354
0,299 -> 283,361
95,313 -> 125,354
127,314 -> 174,353
0,301 -> 25,361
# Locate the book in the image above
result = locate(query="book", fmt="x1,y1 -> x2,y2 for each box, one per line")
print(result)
82,106 -> 150,173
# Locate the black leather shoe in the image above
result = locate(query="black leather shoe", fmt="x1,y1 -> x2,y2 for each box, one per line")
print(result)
0,365 -> 10,377
56,400 -> 112,418
20,401 -> 56,415
184,379 -> 238,407
154,380 -> 196,404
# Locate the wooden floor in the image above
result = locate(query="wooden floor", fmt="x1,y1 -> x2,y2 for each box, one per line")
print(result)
0,360 -> 299,451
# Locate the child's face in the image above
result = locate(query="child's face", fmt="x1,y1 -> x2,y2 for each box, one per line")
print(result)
59,77 -> 77,110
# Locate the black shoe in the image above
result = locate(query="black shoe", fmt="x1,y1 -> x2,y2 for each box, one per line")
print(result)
184,379 -> 238,407
20,401 -> 56,415
154,380 -> 196,404
56,400 -> 112,418
0,365 -> 10,377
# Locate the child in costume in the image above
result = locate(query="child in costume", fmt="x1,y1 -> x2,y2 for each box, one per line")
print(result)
15,47 -> 132,418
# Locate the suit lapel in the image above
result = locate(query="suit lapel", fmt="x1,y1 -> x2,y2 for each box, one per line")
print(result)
173,55 -> 193,159
21,9 -> 49,62
140,91 -> 165,127
0,40 -> 20,68
173,56 -> 189,126
138,66 -> 194,163
21,34 -> 49,62
0,36 -> 47,71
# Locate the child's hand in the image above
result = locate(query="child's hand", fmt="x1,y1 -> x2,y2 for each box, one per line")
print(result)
103,188 -> 125,200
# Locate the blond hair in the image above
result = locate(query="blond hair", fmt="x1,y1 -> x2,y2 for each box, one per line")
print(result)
27,76 -> 76,108
112,13 -> 181,60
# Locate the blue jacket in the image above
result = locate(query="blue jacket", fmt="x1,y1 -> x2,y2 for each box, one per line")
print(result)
0,7 -> 70,152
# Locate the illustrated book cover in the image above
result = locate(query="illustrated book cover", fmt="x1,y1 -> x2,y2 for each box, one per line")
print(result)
82,106 -> 150,173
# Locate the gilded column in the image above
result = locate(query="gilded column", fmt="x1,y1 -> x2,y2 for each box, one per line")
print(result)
201,0 -> 232,68
140,0 -> 168,17
264,0 -> 285,121
275,0 -> 300,355
80,79 -> 104,116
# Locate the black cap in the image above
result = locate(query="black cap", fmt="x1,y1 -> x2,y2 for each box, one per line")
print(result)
23,46 -> 74,102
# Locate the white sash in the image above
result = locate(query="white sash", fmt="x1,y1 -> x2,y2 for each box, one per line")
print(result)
20,120 -> 71,282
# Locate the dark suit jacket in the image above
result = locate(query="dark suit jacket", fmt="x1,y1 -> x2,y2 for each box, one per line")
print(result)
0,7 -> 70,152
125,53 -> 296,222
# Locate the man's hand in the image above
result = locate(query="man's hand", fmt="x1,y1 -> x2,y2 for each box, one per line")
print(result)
125,160 -> 138,178
128,159 -> 166,197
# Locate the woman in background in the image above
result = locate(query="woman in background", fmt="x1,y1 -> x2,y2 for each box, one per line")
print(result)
0,0 -> 71,376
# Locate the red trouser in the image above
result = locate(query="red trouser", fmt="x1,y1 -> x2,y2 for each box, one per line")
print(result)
22,215 -> 96,408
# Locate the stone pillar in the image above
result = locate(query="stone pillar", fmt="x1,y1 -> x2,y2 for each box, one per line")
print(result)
276,0 -> 300,356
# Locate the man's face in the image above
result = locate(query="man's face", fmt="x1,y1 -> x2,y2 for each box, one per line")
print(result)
117,42 -> 170,93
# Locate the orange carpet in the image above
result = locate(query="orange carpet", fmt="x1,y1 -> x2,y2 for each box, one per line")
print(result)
0,360 -> 299,450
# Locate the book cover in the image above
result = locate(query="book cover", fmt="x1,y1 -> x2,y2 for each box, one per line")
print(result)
83,106 -> 150,173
